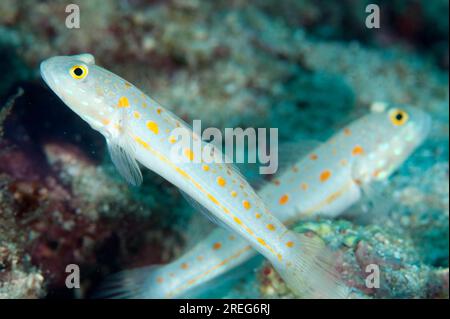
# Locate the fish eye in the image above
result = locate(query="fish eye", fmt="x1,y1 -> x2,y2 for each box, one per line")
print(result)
389,108 -> 409,126
69,64 -> 88,80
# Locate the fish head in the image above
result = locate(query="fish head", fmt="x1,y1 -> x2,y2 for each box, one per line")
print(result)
40,54 -> 117,131
351,102 -> 431,182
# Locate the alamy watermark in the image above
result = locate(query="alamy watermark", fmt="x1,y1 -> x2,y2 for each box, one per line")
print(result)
365,4 -> 381,29
365,264 -> 380,289
168,120 -> 279,175
65,4 -> 80,29
65,264 -> 80,289
65,3 -> 381,30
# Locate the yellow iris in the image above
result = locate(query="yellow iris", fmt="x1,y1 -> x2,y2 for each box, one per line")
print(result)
389,108 -> 409,126
69,64 -> 88,80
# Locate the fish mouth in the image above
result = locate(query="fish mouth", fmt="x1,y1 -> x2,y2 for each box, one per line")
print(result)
40,60 -> 67,104
40,59 -> 61,92
40,60 -> 53,88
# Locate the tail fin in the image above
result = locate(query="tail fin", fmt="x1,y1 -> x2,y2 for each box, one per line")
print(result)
273,232 -> 350,299
93,265 -> 165,299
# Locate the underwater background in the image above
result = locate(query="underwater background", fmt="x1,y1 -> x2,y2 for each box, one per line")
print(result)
0,0 -> 448,299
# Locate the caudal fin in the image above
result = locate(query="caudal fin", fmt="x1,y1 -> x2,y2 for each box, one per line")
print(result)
93,265 -> 165,299
273,232 -> 350,299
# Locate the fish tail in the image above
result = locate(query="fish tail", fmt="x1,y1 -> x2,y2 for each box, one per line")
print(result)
272,232 -> 350,299
93,265 -> 166,299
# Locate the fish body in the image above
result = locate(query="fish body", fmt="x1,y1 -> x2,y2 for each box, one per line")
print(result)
40,54 -> 353,298
113,103 -> 431,298
263,103 -> 431,220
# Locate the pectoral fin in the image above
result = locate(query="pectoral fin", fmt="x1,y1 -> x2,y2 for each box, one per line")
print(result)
106,107 -> 143,186
107,137 -> 143,186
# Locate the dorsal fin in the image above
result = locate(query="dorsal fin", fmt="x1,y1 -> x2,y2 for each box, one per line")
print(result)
73,53 -> 95,65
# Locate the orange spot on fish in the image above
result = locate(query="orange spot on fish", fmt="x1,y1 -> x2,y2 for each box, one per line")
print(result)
344,128 -> 352,136
320,170 -> 331,182
266,224 -> 276,231
134,136 -> 150,149
257,238 -> 267,247
242,200 -> 251,210
213,242 -> 222,250
208,194 -> 219,205
310,154 -> 318,160
217,176 -> 226,187
181,263 -> 189,270
169,136 -> 177,144
255,213 -> 262,219
118,96 -> 130,108
286,241 -> 294,248
146,121 -> 159,134
352,145 -> 364,156
273,179 -> 280,186
156,108 -> 162,114
156,277 -> 164,283
372,170 -> 381,178
202,164 -> 210,171
133,111 -> 141,119
234,217 -> 243,225
279,194 -> 289,205
124,82 -> 132,88
184,148 -> 194,161
101,118 -> 111,125
229,235 -> 236,240
230,190 -> 237,197
301,183 -> 309,191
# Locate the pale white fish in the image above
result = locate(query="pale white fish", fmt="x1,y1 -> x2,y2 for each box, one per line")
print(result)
100,103 -> 430,298
40,54 -> 349,298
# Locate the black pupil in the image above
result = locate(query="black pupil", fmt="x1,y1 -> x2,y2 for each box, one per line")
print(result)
395,113 -> 403,121
74,67 -> 83,76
